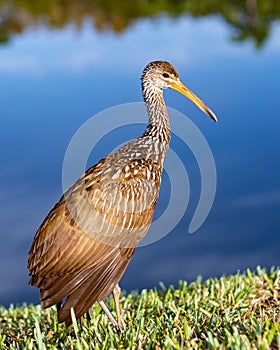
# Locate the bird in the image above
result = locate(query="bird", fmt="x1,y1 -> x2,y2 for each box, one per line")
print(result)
28,60 -> 217,329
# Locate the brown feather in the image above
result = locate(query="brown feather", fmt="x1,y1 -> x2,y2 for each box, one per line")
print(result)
28,153 -> 161,325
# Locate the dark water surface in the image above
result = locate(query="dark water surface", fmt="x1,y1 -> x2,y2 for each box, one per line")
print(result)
0,14 -> 279,306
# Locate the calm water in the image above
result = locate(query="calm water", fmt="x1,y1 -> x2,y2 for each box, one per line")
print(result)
1,15 -> 280,306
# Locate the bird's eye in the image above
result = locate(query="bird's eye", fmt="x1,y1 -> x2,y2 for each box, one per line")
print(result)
162,73 -> 170,78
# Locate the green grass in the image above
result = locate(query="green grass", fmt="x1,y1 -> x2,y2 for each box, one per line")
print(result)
0,266 -> 279,349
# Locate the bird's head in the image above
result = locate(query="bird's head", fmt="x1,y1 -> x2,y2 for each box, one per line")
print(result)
142,60 -> 218,122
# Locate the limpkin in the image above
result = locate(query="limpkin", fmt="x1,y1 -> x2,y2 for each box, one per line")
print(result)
28,61 -> 217,329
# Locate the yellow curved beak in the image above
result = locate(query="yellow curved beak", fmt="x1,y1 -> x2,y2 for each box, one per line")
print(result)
171,80 -> 218,122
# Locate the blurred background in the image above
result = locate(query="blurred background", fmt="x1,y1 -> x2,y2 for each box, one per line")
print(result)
0,0 -> 279,307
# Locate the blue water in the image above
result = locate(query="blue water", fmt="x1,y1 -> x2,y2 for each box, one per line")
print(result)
1,17 -> 279,306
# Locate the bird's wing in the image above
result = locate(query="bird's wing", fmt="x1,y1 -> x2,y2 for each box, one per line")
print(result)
28,156 -> 162,324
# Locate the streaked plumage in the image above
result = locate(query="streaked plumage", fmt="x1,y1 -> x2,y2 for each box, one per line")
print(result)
28,61 -> 217,327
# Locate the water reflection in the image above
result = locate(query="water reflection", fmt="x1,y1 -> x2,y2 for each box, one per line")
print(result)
1,0 -> 280,47
0,9 -> 279,307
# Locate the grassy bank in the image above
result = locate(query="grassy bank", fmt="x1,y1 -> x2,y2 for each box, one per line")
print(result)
0,267 -> 279,349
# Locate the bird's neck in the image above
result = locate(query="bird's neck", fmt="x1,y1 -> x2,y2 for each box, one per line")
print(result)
142,87 -> 171,145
